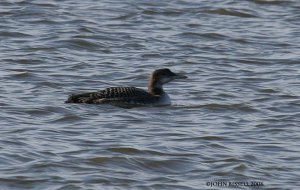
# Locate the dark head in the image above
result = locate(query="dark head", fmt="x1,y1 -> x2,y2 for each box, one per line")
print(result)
148,68 -> 187,95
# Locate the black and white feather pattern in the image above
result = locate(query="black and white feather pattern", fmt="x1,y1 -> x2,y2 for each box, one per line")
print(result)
66,87 -> 159,105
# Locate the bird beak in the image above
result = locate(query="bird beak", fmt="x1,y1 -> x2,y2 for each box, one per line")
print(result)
173,73 -> 187,79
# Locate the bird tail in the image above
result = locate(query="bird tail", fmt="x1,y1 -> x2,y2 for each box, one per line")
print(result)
65,92 -> 93,103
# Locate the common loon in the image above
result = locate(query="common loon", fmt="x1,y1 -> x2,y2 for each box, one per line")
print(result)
65,68 -> 187,107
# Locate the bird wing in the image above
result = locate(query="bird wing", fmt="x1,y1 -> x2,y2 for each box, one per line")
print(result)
66,87 -> 158,105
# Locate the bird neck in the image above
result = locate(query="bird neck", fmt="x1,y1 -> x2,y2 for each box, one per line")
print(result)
148,77 -> 165,95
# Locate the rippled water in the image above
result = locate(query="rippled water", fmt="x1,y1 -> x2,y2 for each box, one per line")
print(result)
1,0 -> 300,189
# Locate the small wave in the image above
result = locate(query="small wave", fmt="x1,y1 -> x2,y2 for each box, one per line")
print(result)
183,103 -> 257,113
175,32 -> 227,40
257,88 -> 279,93
55,38 -> 106,51
134,158 -> 194,174
8,71 -> 33,78
208,143 -> 229,149
27,2 -> 58,7
23,108 -> 53,116
177,136 -> 226,142
107,147 -> 166,156
111,12 -> 137,20
252,0 -> 294,5
141,53 -> 163,58
210,103 -> 257,112
195,136 -> 225,141
69,38 -> 100,48
142,9 -> 184,17
204,8 -> 257,18
0,31 -> 32,38
206,157 -> 247,163
52,115 -> 83,123
88,156 -> 128,164
233,163 -> 248,172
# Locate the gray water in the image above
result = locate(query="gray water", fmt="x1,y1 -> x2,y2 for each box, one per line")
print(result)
1,0 -> 300,189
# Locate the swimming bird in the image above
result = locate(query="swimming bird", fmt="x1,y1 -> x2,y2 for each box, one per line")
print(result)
65,68 -> 187,108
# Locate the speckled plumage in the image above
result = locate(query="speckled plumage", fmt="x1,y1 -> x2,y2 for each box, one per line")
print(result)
66,87 -> 159,105
65,68 -> 187,107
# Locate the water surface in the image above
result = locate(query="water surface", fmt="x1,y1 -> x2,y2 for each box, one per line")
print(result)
1,0 -> 300,189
